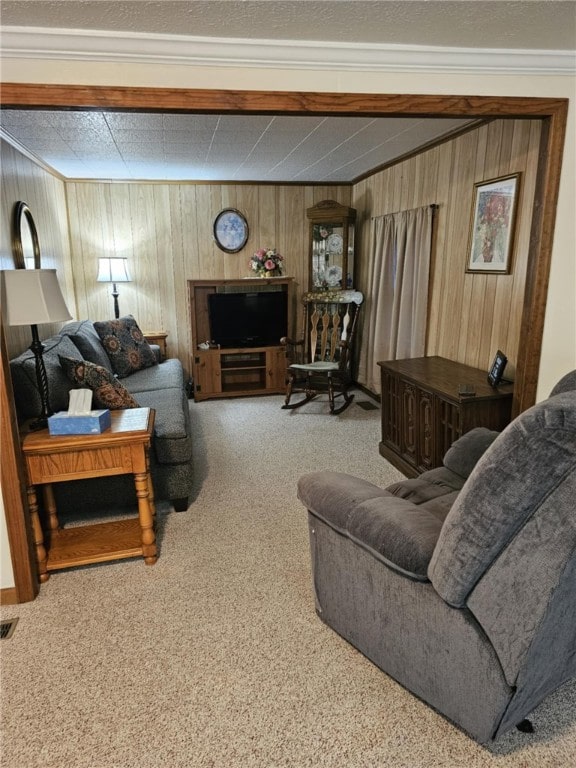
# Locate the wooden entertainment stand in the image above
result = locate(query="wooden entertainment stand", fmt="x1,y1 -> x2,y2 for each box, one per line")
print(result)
188,278 -> 293,401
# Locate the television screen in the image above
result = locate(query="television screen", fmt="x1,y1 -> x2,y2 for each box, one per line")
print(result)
208,291 -> 287,348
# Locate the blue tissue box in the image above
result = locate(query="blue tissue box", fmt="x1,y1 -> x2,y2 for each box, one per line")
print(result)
48,410 -> 112,435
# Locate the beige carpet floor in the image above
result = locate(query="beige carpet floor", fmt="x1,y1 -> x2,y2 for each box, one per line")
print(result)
1,393 -> 575,768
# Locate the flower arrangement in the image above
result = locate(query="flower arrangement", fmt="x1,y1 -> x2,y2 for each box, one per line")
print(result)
249,248 -> 284,277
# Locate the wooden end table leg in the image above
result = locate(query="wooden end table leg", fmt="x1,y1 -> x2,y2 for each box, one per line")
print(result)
146,451 -> 156,521
42,483 -> 60,535
134,471 -> 157,565
27,486 -> 49,582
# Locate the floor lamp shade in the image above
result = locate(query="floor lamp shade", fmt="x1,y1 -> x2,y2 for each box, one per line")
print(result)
97,258 -> 131,318
97,257 -> 131,284
1,269 -> 72,429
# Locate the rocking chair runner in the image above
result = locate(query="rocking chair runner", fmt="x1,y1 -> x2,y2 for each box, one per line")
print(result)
281,290 -> 364,414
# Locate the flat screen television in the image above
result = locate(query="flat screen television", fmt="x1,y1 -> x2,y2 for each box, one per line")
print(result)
208,290 -> 287,348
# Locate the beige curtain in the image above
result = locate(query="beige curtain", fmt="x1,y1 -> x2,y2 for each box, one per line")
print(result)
359,205 -> 434,394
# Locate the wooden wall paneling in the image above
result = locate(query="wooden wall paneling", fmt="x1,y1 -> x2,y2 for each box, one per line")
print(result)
351,118 -> 542,385
477,276 -> 499,369
255,186 -> 276,259
428,139 -> 455,358
167,184 -> 187,365
179,186 -> 200,278
1,140 -> 74,358
483,121 -> 506,180
497,120 -> 516,172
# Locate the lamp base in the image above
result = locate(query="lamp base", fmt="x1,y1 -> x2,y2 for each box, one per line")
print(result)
29,324 -> 53,429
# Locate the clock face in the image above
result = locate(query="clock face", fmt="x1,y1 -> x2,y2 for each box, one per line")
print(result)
326,232 -> 343,255
213,208 -> 249,253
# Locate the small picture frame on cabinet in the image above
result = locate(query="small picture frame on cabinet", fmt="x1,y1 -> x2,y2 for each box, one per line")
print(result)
487,350 -> 508,387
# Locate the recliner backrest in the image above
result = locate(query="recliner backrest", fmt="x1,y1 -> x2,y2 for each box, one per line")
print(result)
428,387 -> 576,608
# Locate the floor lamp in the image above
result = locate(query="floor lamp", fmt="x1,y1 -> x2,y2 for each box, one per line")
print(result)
97,257 -> 132,319
1,269 -> 72,430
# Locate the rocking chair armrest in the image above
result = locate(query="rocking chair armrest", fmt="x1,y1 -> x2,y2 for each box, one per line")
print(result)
281,336 -> 304,347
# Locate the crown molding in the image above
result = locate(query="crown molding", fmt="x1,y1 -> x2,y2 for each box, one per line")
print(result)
1,26 -> 575,75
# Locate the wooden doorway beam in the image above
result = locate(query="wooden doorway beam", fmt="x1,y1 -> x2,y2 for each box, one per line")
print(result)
0,84 -> 568,602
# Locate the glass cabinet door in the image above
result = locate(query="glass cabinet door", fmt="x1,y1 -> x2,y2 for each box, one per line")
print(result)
307,201 -> 356,291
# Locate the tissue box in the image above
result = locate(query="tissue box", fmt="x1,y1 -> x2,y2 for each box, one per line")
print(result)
48,410 -> 111,435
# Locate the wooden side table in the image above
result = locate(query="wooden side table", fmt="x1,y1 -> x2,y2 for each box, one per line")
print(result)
22,408 -> 157,582
143,331 -> 168,360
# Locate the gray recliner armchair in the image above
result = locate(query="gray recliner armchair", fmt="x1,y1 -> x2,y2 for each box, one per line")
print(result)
297,371 -> 576,742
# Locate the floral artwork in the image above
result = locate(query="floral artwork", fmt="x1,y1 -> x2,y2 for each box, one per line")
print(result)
467,174 -> 520,274
249,248 -> 284,277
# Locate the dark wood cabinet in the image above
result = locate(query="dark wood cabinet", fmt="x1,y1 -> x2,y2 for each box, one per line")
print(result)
378,356 -> 513,477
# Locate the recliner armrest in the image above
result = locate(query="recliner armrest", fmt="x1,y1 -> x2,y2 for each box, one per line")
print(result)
442,427 -> 500,479
299,471 -> 444,580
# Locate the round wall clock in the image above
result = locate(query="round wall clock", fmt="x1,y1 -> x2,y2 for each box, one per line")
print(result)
213,208 -> 249,253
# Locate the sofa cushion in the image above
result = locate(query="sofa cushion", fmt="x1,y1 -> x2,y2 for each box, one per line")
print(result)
133,387 -> 192,464
93,315 -> 157,378
429,391 -> 576,607
9,334 -> 82,419
59,356 -> 139,410
60,320 -> 113,373
122,359 -> 184,394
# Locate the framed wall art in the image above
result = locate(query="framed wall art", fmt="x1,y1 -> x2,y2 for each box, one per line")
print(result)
466,173 -> 520,274
213,208 -> 249,253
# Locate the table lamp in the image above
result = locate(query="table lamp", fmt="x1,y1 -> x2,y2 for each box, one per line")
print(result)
97,257 -> 131,319
1,269 -> 72,430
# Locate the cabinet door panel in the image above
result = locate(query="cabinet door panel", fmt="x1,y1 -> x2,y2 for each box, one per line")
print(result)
194,351 -> 220,397
400,383 -> 418,467
381,371 -> 401,451
417,390 -> 436,472
267,347 -> 287,391
438,399 -> 461,457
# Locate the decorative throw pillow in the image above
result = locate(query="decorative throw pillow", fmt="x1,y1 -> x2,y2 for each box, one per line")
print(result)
58,356 -> 139,410
93,315 -> 157,378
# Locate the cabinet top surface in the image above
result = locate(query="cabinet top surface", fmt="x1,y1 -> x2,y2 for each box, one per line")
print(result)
378,356 -> 513,401
22,407 -> 154,452
188,277 -> 293,287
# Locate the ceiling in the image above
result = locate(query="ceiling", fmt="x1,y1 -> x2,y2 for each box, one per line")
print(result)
0,110 -> 475,183
1,1 -> 573,183
2,1 -> 575,49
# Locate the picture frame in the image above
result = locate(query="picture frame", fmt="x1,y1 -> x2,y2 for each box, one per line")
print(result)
487,350 -> 508,387
213,208 -> 249,253
466,173 -> 520,274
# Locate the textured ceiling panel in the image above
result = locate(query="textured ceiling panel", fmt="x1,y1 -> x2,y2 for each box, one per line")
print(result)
2,1 -> 575,49
0,109 -> 475,182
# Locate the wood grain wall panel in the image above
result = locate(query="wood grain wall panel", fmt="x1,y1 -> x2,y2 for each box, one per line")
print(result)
3,118 -> 539,386
64,181 -> 351,373
352,119 -> 541,385
1,139 -> 76,359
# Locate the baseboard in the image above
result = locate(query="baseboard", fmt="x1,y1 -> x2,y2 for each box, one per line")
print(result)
0,587 -> 18,605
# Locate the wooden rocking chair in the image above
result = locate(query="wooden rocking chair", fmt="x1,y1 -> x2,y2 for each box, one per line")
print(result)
281,290 -> 364,414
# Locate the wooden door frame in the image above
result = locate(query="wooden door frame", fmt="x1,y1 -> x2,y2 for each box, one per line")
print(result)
0,84 -> 568,602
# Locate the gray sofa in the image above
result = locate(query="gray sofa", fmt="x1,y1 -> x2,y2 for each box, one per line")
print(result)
297,371 -> 576,743
10,319 -> 193,513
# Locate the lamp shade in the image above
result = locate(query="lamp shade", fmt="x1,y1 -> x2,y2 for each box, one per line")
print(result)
1,269 -> 72,327
97,257 -> 131,283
